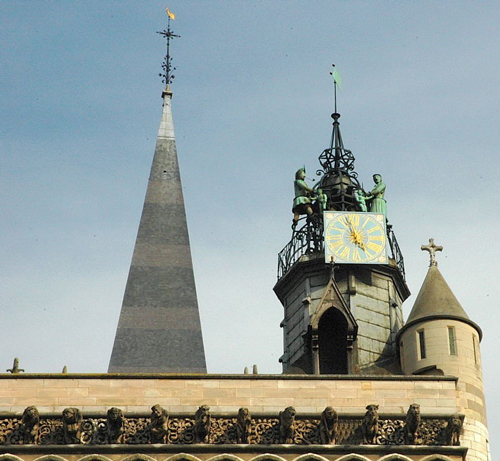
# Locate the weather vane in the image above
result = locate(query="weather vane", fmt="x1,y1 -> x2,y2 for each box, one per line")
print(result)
329,64 -> 343,113
157,8 -> 180,88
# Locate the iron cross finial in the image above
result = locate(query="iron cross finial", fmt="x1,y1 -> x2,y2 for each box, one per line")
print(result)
421,238 -> 443,267
157,9 -> 180,88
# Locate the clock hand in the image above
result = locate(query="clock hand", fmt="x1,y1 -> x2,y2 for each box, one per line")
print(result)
346,218 -> 359,240
346,217 -> 366,250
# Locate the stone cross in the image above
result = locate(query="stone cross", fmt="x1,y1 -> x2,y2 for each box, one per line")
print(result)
421,238 -> 443,267
6,357 -> 24,374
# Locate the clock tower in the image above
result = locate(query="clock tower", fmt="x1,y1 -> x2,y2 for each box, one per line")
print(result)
274,109 -> 410,375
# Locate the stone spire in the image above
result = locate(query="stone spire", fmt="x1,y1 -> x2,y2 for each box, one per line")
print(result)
108,88 -> 207,373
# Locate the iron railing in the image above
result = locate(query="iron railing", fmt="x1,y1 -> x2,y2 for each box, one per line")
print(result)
387,226 -> 405,280
277,221 -> 406,282
277,218 -> 323,280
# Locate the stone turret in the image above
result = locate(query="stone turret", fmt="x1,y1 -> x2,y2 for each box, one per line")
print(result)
397,240 -> 489,461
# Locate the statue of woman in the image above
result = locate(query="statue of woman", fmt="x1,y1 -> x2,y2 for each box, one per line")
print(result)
365,174 -> 387,218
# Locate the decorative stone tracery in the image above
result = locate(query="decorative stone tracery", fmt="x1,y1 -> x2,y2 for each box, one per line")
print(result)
0,406 -> 462,447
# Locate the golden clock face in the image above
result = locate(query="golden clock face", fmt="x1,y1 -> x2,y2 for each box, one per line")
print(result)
324,212 -> 388,264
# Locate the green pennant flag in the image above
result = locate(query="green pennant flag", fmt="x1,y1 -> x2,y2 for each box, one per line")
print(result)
331,67 -> 343,91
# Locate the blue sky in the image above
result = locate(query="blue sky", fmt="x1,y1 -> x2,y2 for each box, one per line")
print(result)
1,1 -> 499,457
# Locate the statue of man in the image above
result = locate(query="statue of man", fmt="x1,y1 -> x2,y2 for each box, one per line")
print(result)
292,167 -> 315,223
366,174 -> 387,218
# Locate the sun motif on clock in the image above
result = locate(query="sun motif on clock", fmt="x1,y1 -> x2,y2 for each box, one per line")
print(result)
324,212 -> 388,264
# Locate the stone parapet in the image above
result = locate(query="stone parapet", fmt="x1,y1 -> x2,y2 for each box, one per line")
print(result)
0,375 -> 476,460
0,375 -> 459,415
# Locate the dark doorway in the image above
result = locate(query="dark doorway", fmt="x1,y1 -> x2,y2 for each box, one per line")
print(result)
318,308 -> 348,374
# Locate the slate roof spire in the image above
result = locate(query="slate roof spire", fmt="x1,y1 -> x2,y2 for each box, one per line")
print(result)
108,23 -> 206,373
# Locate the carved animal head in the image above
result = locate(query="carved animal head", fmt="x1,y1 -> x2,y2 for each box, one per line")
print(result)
407,404 -> 420,417
238,407 -> 251,424
195,405 -> 211,423
322,406 -> 338,423
448,414 -> 462,430
281,406 -> 296,423
22,406 -> 40,425
107,407 -> 124,424
364,404 -> 379,421
151,404 -> 168,423
62,407 -> 82,425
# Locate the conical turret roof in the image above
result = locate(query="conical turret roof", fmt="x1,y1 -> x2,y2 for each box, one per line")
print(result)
402,264 -> 482,339
408,265 -> 468,322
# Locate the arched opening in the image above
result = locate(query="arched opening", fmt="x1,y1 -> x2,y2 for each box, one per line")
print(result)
164,455 -> 201,461
318,308 -> 348,373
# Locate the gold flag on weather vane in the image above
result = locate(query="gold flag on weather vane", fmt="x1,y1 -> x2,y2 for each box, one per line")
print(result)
166,8 -> 176,20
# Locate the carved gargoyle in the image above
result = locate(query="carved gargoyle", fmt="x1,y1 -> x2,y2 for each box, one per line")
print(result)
149,404 -> 169,443
444,414 -> 462,446
279,406 -> 296,444
62,407 -> 82,444
235,407 -> 251,443
362,404 -> 379,444
107,407 -> 125,444
19,406 -> 40,444
404,403 -> 421,444
319,406 -> 338,445
194,405 -> 211,443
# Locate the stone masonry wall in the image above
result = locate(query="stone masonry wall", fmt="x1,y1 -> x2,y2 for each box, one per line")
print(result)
0,375 -> 457,416
278,260 -> 406,374
281,267 -> 330,371
337,269 -> 404,371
